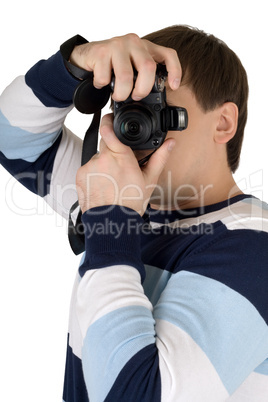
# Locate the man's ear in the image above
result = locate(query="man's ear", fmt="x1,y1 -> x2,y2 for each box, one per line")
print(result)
214,102 -> 238,144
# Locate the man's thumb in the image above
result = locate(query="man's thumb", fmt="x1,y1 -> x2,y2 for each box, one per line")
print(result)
144,138 -> 175,182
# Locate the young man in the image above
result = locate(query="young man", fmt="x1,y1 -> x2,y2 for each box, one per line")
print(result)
0,26 -> 267,401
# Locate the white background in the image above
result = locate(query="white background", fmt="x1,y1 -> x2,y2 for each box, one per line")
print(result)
0,0 -> 267,400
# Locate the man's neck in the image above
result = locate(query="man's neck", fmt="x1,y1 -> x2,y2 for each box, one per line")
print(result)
150,175 -> 243,211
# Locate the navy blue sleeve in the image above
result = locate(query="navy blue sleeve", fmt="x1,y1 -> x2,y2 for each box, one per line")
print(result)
25,50 -> 80,108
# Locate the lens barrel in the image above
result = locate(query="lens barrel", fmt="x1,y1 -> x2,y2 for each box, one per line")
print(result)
114,107 -> 152,146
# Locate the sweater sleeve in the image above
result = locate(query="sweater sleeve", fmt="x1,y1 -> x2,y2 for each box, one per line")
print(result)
75,205 -> 268,402
0,50 -> 83,219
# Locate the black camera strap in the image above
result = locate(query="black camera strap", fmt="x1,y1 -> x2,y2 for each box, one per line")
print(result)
68,110 -> 101,255
60,34 -> 91,81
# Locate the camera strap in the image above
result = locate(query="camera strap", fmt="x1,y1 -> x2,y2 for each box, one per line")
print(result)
68,110 -> 101,255
67,77 -> 111,255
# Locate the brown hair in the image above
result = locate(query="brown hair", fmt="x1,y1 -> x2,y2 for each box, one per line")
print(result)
143,25 -> 249,172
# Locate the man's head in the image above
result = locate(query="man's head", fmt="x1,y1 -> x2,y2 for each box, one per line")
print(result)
143,25 -> 249,173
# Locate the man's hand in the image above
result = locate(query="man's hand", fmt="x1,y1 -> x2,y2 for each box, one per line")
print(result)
76,114 -> 175,216
70,33 -> 181,101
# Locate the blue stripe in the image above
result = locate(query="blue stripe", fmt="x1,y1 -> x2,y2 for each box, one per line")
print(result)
181,229 -> 268,324
153,270 -> 268,394
0,131 -> 62,196
254,359 -> 268,375
0,109 -> 60,162
82,306 -> 155,402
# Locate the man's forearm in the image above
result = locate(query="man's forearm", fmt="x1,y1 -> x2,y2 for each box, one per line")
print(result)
0,48 -> 82,215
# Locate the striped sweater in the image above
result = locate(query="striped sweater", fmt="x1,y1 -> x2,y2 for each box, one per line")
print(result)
0,49 -> 268,402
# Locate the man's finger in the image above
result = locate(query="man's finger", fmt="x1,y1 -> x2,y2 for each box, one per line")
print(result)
99,113 -> 131,155
143,138 -> 175,183
144,40 -> 182,90
111,52 -> 134,101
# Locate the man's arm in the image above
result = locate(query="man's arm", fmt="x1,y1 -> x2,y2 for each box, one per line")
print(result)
0,49 -> 82,218
0,34 -> 181,220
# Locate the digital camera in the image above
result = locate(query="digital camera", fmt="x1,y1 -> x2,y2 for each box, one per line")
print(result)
73,64 -> 188,151
112,65 -> 188,150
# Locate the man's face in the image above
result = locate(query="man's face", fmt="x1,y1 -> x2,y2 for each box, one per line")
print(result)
149,84 -> 223,209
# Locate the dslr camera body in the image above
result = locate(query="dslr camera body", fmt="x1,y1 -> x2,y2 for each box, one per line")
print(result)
112,65 -> 188,150
73,64 -> 188,151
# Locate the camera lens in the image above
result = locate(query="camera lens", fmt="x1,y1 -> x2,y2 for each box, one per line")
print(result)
121,120 -> 141,138
113,106 -> 152,147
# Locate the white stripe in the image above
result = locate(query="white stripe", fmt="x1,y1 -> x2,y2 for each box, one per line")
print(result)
67,272 -> 83,359
76,265 -> 152,340
156,319 -> 229,401
44,125 -> 82,219
0,76 -> 73,133
150,198 -> 268,233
